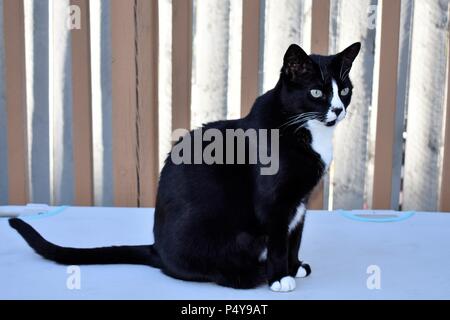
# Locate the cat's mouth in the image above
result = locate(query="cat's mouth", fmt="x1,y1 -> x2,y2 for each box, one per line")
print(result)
325,120 -> 336,127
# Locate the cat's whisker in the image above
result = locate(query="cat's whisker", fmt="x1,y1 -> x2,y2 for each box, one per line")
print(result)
280,115 -> 317,128
286,112 -> 319,120
318,57 -> 325,82
279,113 -> 320,129
280,114 -> 321,131
342,68 -> 350,81
294,122 -> 310,134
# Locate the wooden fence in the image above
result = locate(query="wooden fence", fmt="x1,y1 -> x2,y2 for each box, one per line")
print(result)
0,0 -> 449,212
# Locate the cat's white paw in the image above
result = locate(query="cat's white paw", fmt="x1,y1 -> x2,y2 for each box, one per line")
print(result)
270,276 -> 296,292
296,266 -> 308,278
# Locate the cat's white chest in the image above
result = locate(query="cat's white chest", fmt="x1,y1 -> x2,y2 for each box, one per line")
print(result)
307,120 -> 334,168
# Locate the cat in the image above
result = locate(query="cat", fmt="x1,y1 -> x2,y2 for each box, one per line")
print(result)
9,42 -> 360,292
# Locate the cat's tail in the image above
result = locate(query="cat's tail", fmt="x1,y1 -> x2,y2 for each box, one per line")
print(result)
9,218 -> 163,268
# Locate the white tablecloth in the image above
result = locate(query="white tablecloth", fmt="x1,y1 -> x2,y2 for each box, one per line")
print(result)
1,206 -> 449,300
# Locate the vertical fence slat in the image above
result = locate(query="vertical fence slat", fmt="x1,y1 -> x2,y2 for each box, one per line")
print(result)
311,0 -> 329,54
262,0 -> 305,93
172,0 -> 192,131
191,0 -> 230,129
439,31 -> 450,212
330,0 -> 377,210
136,0 -> 159,207
0,0 -> 8,204
110,0 -> 138,207
441,96 -> 450,211
71,0 -> 93,206
402,1 -> 449,211
240,0 -> 261,117
226,0 -> 242,120
158,0 -> 173,168
309,0 -> 329,210
89,0 -> 114,206
50,0 -> 75,205
3,0 -> 28,205
24,0 -> 51,204
389,0 -> 413,210
372,0 -> 401,209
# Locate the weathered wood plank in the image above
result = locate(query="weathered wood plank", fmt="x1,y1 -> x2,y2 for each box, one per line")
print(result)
330,0 -> 377,210
440,58 -> 450,212
403,0 -> 449,211
262,0 -> 306,92
110,0 -> 138,207
309,0 -> 329,210
390,0 -> 414,209
172,0 -> 192,131
135,0 -> 159,207
50,0 -> 75,205
24,0 -> 51,204
439,5 -> 450,212
371,0 -> 401,209
191,0 -> 229,129
3,0 -> 29,204
89,0 -> 114,206
0,0 -> 10,204
226,0 -> 242,120
71,0 -> 93,206
158,0 -> 173,167
240,0 -> 262,117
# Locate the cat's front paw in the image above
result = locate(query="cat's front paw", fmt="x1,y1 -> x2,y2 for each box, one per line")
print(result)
269,276 -> 296,292
296,263 -> 311,278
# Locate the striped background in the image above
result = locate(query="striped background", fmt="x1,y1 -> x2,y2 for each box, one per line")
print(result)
0,0 -> 449,211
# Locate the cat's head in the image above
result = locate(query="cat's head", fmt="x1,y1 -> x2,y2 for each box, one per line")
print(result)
279,42 -> 361,127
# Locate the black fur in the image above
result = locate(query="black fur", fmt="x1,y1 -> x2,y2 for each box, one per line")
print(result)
9,218 -> 162,267
9,43 -> 360,290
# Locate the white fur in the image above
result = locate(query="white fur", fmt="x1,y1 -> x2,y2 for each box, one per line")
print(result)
259,204 -> 306,262
331,79 -> 346,121
325,108 -> 337,122
259,248 -> 267,262
307,120 -> 334,168
288,203 -> 306,234
270,276 -> 296,292
306,78 -> 347,167
296,266 -> 308,278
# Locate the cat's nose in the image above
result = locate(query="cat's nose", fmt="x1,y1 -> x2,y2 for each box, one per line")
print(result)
333,108 -> 343,117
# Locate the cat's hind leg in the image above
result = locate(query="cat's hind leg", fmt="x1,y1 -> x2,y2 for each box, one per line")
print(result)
213,265 -> 267,289
212,232 -> 267,289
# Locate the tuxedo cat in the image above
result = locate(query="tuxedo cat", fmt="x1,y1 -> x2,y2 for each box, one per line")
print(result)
10,42 -> 360,292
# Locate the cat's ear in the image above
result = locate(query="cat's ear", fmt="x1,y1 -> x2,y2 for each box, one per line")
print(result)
282,44 -> 315,81
333,42 -> 361,77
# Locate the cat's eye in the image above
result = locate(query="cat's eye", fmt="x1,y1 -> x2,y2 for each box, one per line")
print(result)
310,89 -> 323,98
340,87 -> 350,96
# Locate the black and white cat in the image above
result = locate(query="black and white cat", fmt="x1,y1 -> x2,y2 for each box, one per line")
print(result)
10,42 -> 360,292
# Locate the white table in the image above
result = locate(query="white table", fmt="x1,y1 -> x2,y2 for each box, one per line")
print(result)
1,206 -> 449,300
